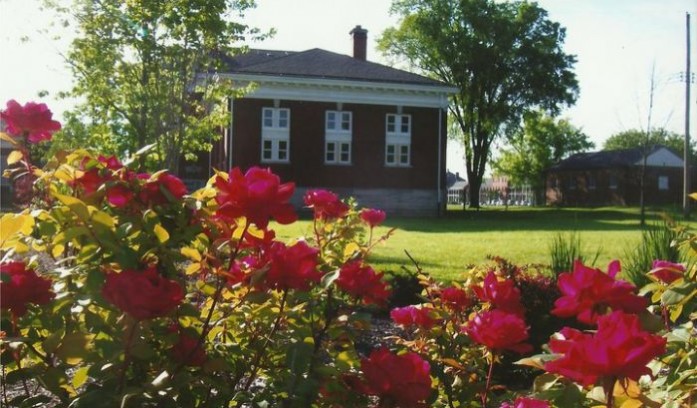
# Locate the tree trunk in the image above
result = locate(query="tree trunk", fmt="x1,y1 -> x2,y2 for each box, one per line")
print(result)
468,173 -> 482,209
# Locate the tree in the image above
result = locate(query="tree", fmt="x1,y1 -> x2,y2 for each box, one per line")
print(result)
46,0 -> 264,172
492,111 -> 593,203
379,0 -> 578,208
603,128 -> 695,161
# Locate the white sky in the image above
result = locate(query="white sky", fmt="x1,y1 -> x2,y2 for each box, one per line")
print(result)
1,0 -> 695,176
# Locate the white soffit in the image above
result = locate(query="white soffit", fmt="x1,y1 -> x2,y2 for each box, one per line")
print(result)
216,73 -> 455,109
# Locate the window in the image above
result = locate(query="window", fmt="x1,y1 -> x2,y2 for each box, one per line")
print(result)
385,114 -> 411,166
609,174 -> 618,190
658,176 -> 669,190
587,175 -> 597,190
261,108 -> 290,163
325,111 -> 352,164
568,176 -> 577,190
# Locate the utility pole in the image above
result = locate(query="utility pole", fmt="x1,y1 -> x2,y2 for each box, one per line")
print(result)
684,12 -> 692,218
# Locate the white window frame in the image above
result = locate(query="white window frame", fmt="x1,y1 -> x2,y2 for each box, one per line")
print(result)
261,108 -> 290,163
325,111 -> 352,164
385,114 -> 411,167
658,175 -> 669,191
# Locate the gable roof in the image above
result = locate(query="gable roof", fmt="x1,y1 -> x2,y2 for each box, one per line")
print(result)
550,145 -> 683,171
219,48 -> 450,88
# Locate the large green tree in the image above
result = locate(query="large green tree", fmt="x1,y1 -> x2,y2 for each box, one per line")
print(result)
379,0 -> 578,208
492,111 -> 593,203
603,128 -> 694,161
47,0 -> 263,172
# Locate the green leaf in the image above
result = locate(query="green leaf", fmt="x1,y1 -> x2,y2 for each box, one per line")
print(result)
55,332 -> 94,365
661,282 -> 697,305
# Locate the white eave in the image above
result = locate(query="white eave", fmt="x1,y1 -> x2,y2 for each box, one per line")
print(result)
213,73 -> 457,109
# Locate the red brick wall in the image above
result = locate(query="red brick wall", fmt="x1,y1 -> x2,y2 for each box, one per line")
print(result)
230,98 -> 446,191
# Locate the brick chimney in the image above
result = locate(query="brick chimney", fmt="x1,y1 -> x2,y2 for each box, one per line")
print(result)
349,25 -> 368,61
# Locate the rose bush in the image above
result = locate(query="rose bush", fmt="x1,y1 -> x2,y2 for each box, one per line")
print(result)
1,100 -> 696,408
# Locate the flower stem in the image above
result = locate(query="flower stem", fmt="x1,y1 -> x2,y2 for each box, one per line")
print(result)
117,319 -> 138,394
243,290 -> 288,391
603,377 -> 616,408
482,352 -> 496,408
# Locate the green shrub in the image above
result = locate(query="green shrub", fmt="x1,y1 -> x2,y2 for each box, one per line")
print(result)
622,219 -> 682,287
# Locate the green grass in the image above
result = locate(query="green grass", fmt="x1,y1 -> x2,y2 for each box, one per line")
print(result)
274,206 -> 693,282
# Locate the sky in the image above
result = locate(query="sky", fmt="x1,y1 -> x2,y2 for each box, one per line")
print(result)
0,0 -> 695,176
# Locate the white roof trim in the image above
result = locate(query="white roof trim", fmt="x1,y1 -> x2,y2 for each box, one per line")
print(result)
212,73 -> 456,109
633,147 -> 684,168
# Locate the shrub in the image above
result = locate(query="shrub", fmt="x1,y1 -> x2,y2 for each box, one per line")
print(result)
548,231 -> 599,275
622,219 -> 683,287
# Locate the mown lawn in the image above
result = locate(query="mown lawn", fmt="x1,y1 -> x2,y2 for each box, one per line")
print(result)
273,206 -> 693,281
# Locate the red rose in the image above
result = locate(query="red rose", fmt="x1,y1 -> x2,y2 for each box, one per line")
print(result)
98,155 -> 123,170
0,261 -> 54,317
215,167 -> 297,229
102,265 -> 184,320
473,271 -> 525,316
358,348 -> 432,407
265,241 -> 321,291
649,260 -> 685,284
439,286 -> 472,311
336,261 -> 391,305
106,184 -> 134,208
304,189 -> 349,220
360,208 -> 386,227
140,173 -> 188,206
390,305 -> 437,329
0,99 -> 61,143
499,396 -> 550,408
544,311 -> 667,386
552,260 -> 648,325
170,326 -> 206,367
463,309 -> 532,354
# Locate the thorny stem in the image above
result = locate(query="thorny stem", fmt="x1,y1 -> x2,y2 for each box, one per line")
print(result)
481,352 -> 496,408
9,315 -> 30,396
2,364 -> 8,408
171,222 -> 250,378
243,290 -> 288,391
117,319 -> 139,394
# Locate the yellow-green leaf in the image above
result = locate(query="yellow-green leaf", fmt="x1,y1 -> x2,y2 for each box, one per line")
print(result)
7,150 -> 23,165
72,366 -> 90,389
0,132 -> 18,145
153,223 -> 169,243
0,213 -> 34,248
181,246 -> 202,261
55,332 -> 94,365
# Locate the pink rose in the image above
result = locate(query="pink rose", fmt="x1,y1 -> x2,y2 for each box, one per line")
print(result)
215,167 -> 297,229
649,260 -> 685,284
544,311 -> 666,386
552,260 -> 647,325
337,261 -> 391,305
360,208 -> 386,227
304,189 -> 349,220
1,99 -> 61,143
463,309 -> 532,354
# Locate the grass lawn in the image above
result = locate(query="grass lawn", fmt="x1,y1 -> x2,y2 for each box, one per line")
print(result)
274,206 -> 693,282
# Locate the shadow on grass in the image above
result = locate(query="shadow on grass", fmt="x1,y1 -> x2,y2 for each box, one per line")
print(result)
385,206 -> 678,233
